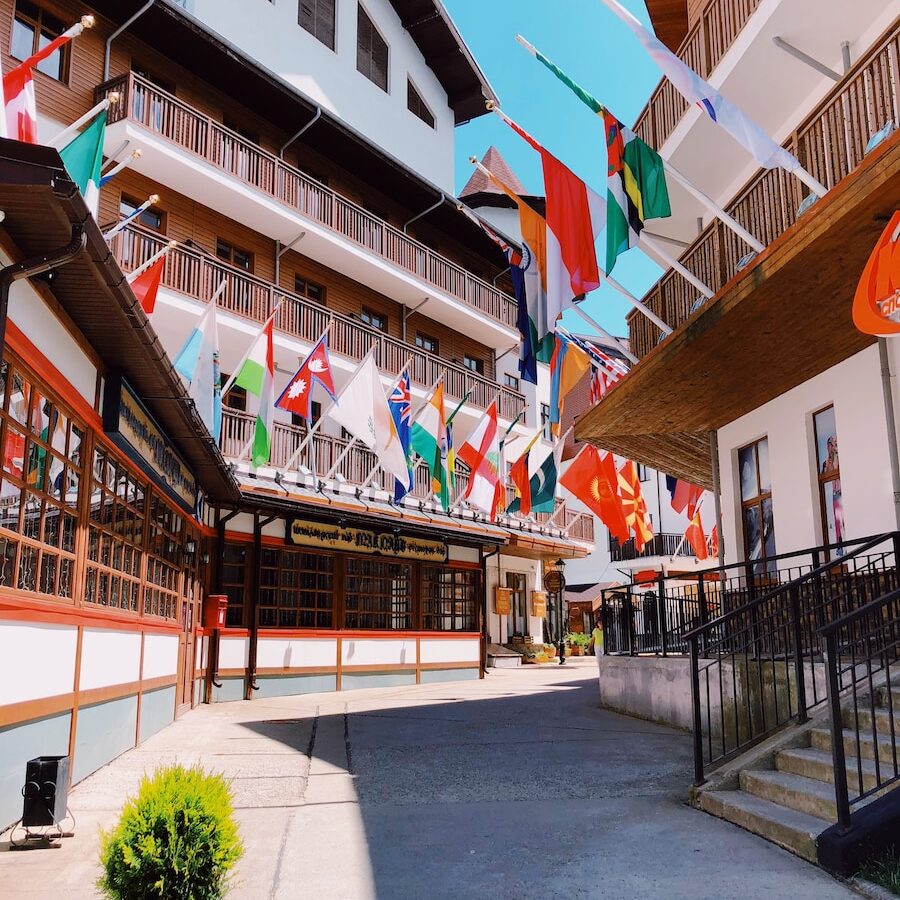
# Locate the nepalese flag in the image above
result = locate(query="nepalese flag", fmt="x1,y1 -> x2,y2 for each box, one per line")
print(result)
389,369 -> 412,502
601,0 -> 807,176
549,332 -> 590,432
275,334 -> 336,421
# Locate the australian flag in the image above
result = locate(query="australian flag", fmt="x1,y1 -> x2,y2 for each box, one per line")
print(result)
389,369 -> 412,501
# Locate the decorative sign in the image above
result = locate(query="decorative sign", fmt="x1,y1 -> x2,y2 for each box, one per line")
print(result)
544,570 -> 566,594
853,211 -> 900,336
531,590 -> 548,618
287,519 -> 447,562
494,587 -> 512,616
102,375 -> 198,513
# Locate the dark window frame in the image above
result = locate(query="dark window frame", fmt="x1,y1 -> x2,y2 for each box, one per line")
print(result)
360,306 -> 388,333
356,3 -> 389,92
299,0 -> 336,51
738,436 -> 776,574
407,79 -> 435,128
415,332 -> 439,355
119,194 -> 166,233
294,274 -> 326,304
216,238 -> 254,273
11,1 -> 71,83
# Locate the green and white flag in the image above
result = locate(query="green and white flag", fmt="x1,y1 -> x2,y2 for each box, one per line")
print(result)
233,319 -> 274,468
59,109 -> 106,218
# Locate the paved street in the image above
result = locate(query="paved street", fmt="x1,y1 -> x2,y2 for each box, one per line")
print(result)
0,661 -> 859,899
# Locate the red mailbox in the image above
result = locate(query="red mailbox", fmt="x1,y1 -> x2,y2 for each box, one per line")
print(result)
204,594 -> 228,629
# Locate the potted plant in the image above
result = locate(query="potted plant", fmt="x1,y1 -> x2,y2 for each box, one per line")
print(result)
567,632 -> 590,656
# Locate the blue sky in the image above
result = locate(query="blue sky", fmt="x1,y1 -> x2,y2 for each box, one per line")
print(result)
443,0 -> 663,336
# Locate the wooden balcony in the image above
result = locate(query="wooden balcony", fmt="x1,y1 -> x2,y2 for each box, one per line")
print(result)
95,72 -> 517,331
111,224 -> 525,420
220,408 -> 594,543
633,0 -> 762,149
628,22 -> 900,359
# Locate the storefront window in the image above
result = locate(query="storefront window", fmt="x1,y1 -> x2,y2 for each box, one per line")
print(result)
222,542 -> 248,627
344,558 -> 411,629
814,405 -> 844,557
422,566 -> 478,632
259,547 -> 333,628
506,571 -> 528,637
738,437 -> 776,575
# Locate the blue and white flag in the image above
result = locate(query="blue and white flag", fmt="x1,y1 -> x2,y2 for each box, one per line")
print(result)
389,369 -> 412,501
174,300 -> 222,440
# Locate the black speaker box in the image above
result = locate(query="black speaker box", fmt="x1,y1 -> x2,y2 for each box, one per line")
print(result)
22,755 -> 69,827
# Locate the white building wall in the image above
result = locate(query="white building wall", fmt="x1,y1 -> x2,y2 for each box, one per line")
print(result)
186,0 -> 456,191
485,554 -> 544,646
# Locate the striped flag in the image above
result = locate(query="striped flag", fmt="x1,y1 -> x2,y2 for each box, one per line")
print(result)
458,401 -> 502,520
234,320 -> 275,468
59,109 -> 106,218
549,332 -> 591,433
389,369 -> 412,501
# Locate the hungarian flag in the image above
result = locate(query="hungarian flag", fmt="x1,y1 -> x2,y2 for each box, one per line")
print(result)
549,332 -> 591,432
560,445 -> 629,542
458,402 -> 502,520
234,320 -> 275,468
508,437 -> 559,516
685,511 -> 709,560
666,475 -> 704,518
276,333 -> 336,421
389,369 -> 412,502
59,109 -> 106,218
618,460 -> 653,552
4,19 -> 87,143
410,381 -> 450,509
129,256 -> 166,315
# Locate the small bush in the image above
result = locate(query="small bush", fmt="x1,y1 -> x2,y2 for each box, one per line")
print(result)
98,764 -> 243,900
567,632 -> 590,649
860,848 -> 900,895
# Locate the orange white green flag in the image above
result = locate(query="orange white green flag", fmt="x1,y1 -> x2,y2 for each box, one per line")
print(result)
233,319 -> 275,468
411,380 -> 450,510
458,401 -> 502,520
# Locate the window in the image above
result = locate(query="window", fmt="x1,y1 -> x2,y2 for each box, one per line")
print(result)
344,557 -> 411,629
415,332 -> 438,354
540,403 -> 552,442
222,542 -> 248,627
259,548 -> 334,628
738,437 -> 776,574
637,463 -> 650,482
216,239 -> 253,272
357,5 -> 388,92
11,2 -> 70,82
361,307 -> 387,332
222,378 -> 247,412
814,406 -> 844,557
119,195 -> 165,232
422,566 -> 478,631
145,494 -> 184,619
504,373 -> 520,391
295,275 -> 326,304
292,401 -> 321,430
407,80 -> 434,128
299,0 -> 336,50
462,354 -> 483,375
506,571 -> 527,637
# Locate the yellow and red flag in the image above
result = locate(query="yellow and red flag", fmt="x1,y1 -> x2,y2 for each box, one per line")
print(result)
618,460 -> 654,552
684,511 -> 708,560
852,210 -> 900,336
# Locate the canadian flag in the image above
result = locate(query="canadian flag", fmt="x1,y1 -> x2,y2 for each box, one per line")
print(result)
4,18 -> 90,143
275,333 -> 337,421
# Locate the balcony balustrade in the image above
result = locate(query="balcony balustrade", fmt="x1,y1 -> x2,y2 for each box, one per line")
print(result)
220,407 -> 594,543
609,532 -> 698,561
110,224 -> 526,419
627,23 -> 900,359
95,72 -> 517,330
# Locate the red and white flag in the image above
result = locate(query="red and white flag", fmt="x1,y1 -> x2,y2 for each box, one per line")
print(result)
457,402 -> 502,520
4,19 -> 90,143
275,333 -> 337,421
129,257 -> 165,315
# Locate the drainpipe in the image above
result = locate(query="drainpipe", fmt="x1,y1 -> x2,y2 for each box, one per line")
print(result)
103,0 -> 154,80
481,546 -> 501,676
207,507 -> 239,702
279,107 -> 322,158
403,193 -> 446,233
0,222 -> 86,362
247,513 -> 279,697
709,431 -> 726,568
878,339 -> 900,529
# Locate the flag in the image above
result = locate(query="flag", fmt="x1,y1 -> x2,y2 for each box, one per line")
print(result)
174,300 -> 222,440
445,392 -> 468,496
508,430 -> 542,516
600,0 -> 808,176
329,350 -> 409,489
411,382 -> 450,509
523,43 -> 670,275
230,320 -> 276,468
559,445 -> 629,542
457,402 -> 502,520
549,332 -> 591,431
665,475 -> 704,518
710,524 -> 719,558
685,510 -> 709,560
129,257 -> 165,315
59,109 -> 106,218
501,113 -> 604,316
4,21 -> 84,142
275,333 -> 337,421
389,369 -> 412,501
618,460 -> 653,552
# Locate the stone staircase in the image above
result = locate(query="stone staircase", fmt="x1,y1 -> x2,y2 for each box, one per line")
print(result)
698,681 -> 900,863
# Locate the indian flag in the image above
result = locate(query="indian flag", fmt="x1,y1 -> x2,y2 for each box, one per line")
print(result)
234,320 -> 274,468
411,381 -> 450,510
59,109 -> 106,218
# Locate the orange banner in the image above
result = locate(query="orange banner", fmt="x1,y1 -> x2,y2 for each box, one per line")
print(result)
853,211 -> 900,336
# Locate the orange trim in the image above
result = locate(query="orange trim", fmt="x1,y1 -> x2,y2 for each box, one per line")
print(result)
257,629 -> 480,639
0,598 -> 183,632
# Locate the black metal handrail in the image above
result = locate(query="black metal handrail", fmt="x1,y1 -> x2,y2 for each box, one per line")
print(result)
820,585 -> 900,831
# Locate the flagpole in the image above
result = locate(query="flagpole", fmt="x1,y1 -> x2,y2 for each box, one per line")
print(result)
557,326 -> 628,383
638,232 -> 714,299
104,189 -> 157,241
220,297 -> 287,398
126,239 -> 176,282
47,95 -> 118,148
98,150 -> 143,193
671,495 -> 706,558
571,304 -> 639,365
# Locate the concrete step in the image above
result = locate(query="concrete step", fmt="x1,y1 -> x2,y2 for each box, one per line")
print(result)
740,768 -> 838,821
811,726 -> 899,765
776,747 -> 882,794
699,789 -> 829,863
875,685 -> 900,709
843,705 -> 899,734
487,654 -> 521,668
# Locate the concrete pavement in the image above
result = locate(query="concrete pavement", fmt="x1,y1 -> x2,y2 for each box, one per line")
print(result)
0,660 -> 860,899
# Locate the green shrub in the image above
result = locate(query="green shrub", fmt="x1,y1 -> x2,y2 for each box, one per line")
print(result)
860,848 -> 900,895
98,764 -> 243,900
567,632 -> 590,648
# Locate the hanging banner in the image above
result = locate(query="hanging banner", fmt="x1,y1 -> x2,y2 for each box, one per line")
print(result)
287,518 -> 447,561
494,587 -> 512,615
531,590 -> 548,618
853,211 -> 900,336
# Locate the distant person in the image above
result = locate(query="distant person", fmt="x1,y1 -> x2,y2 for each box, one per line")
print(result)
588,618 -> 604,703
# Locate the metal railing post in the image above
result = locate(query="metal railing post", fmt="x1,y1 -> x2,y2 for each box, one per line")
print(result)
789,582 -> 809,722
689,634 -> 706,785
698,576 -> 709,656
601,593 -> 609,656
824,629 -> 853,832
625,585 -> 636,656
658,573 -> 668,658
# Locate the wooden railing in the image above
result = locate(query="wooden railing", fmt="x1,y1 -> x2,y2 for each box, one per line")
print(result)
111,224 -> 525,419
96,72 -> 517,330
220,408 -> 594,542
628,23 -> 900,359
633,0 -> 762,147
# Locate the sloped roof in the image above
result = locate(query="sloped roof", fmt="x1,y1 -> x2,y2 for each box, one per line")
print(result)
460,146 -> 527,198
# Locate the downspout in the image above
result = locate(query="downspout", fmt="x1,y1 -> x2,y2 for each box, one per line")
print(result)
279,107 -> 322,158
207,507 -> 239,701
481,546 -> 501,676
403,193 -> 446,233
878,338 -> 900,529
103,0 -> 154,81
247,513 -> 279,697
709,431 -> 726,568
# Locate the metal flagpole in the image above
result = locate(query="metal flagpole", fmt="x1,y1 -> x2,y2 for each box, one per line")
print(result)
545,428 -> 577,527
104,189 -> 157,241
670,494 -> 706,559
571,304 -> 639,365
126,239 -> 177,281
97,150 -> 143,194
47,94 -> 118,148
638,232 -> 714,299
220,297 -> 287,398
558,326 -> 630,382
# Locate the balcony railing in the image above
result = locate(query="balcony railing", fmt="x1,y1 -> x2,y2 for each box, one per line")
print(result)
220,408 -> 594,543
609,532 -> 697,561
633,0 -> 762,148
95,72 -> 517,330
628,22 -> 900,359
111,224 -> 525,419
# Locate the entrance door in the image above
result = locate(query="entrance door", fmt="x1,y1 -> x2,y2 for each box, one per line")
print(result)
506,572 -> 527,641
176,566 -> 199,715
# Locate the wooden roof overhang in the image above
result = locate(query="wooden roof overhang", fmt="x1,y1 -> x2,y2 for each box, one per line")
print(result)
501,532 -> 591,561
643,0 -> 689,53
0,139 -> 240,505
575,133 -> 900,489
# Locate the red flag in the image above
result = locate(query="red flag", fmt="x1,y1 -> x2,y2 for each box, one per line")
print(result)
560,446 -> 629,542
685,512 -> 708,560
275,334 -> 337,421
667,475 -> 704,517
130,257 -> 165,315
509,431 -> 541,517
710,524 -> 719,558
618,460 -> 653,552
458,402 -> 502,519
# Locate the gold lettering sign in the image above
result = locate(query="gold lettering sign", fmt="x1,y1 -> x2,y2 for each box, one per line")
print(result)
531,590 -> 548,618
287,519 -> 447,562
495,587 -> 512,616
